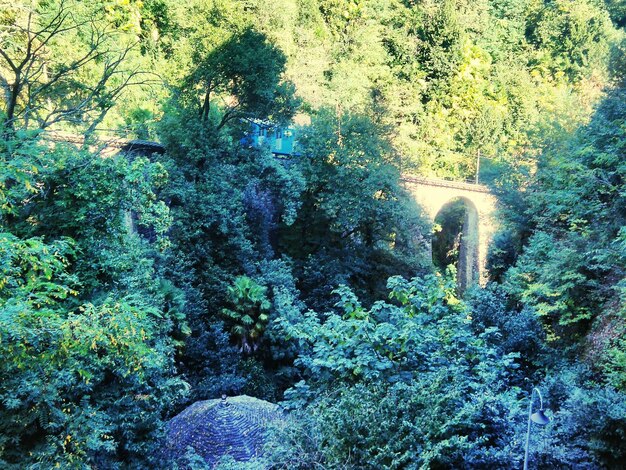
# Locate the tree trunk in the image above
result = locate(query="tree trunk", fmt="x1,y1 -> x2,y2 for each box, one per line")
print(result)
200,84 -> 211,121
4,74 -> 21,131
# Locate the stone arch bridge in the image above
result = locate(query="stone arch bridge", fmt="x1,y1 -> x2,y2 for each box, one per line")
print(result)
401,175 -> 498,288
45,132 -> 497,287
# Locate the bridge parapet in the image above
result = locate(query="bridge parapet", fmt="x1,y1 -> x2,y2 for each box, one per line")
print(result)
400,174 -> 490,193
41,131 -> 165,156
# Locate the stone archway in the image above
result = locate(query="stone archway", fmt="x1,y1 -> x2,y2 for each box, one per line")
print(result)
401,175 -> 498,286
432,197 -> 480,291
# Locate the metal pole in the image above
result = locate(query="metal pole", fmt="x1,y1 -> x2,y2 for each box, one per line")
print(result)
523,388 -> 543,470
523,389 -> 534,470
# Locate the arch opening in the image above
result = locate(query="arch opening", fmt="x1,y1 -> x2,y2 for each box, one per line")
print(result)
432,197 -> 479,292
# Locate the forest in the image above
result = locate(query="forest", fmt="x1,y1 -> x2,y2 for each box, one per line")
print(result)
1,0 -> 626,468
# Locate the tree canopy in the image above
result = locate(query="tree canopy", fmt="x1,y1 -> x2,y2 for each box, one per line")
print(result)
2,0 -> 626,468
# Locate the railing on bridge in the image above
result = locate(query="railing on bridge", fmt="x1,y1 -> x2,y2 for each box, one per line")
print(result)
42,130 -> 165,155
400,174 -> 491,193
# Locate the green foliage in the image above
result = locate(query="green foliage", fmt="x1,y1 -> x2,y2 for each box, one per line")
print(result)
415,0 -> 463,86
270,273 -> 523,468
103,0 -> 624,179
0,0 -> 153,133
0,130 -> 46,218
0,298 -> 188,467
504,231 -> 599,341
489,62 -> 626,468
487,228 -> 523,283
605,0 -> 626,27
501,88 -> 626,352
0,125 -> 186,467
4,139 -> 173,298
0,229 -> 187,467
0,232 -> 77,305
280,271 -> 510,387
156,97 -> 307,400
260,412 -> 329,469
466,283 -> 546,372
603,331 -> 626,391
526,0 -> 615,82
222,276 -> 271,354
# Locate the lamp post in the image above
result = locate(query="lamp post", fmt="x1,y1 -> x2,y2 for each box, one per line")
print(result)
523,387 -> 551,470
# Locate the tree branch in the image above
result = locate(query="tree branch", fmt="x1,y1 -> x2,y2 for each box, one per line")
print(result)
1,1 -> 147,132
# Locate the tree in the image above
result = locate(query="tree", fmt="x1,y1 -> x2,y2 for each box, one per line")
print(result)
279,109 -> 430,308
183,28 -> 299,129
0,0 -> 153,133
2,136 -> 172,297
156,101 -> 306,401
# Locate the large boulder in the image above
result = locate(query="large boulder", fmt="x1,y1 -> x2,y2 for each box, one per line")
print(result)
165,395 -> 282,466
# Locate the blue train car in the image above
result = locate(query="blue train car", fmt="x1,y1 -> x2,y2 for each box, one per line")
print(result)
247,120 -> 298,156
